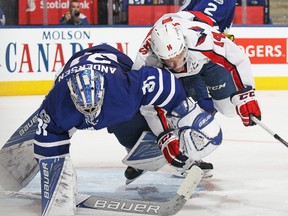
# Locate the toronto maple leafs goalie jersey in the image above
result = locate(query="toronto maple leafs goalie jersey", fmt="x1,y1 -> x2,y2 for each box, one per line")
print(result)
34,44 -> 186,159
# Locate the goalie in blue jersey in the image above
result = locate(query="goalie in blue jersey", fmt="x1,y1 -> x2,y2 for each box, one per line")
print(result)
33,44 -> 222,216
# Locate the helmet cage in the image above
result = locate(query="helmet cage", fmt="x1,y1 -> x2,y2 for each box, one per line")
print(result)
67,69 -> 104,118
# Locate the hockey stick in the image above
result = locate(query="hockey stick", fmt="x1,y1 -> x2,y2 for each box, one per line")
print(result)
0,108 -> 40,191
251,116 -> 288,148
1,165 -> 203,216
77,165 -> 203,215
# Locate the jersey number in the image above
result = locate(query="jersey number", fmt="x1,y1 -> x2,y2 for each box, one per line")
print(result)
142,76 -> 156,94
36,109 -> 50,136
36,118 -> 48,136
70,53 -> 118,67
204,3 -> 217,17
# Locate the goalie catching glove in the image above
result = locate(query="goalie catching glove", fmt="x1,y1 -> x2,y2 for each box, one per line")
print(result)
231,86 -> 261,126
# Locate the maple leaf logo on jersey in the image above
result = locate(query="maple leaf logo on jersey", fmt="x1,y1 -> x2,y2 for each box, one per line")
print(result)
189,26 -> 207,46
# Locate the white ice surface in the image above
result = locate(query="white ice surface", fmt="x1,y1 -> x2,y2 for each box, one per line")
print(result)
0,91 -> 288,216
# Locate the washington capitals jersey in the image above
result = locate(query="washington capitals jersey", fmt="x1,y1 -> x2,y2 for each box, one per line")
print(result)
133,12 -> 254,92
180,0 -> 236,32
34,44 -> 186,159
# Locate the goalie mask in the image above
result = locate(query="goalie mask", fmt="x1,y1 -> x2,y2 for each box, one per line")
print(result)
67,69 -> 105,119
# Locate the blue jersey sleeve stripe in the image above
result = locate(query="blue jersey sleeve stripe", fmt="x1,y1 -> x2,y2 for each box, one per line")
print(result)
34,142 -> 70,159
158,72 -> 176,107
34,153 -> 70,160
148,68 -> 164,105
34,139 -> 70,147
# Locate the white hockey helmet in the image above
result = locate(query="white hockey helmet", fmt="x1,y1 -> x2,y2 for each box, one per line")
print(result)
67,69 -> 105,118
151,21 -> 187,60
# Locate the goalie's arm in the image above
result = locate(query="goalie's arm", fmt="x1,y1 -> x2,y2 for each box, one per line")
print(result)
33,107 -> 72,160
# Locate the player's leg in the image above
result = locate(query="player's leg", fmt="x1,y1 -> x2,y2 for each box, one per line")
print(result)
168,98 -> 222,178
179,74 -> 216,176
108,111 -> 214,182
0,108 -> 40,191
107,112 -> 151,183
180,74 -> 216,114
34,127 -> 76,216
39,156 -> 76,216
107,112 -> 151,150
197,62 -> 239,177
200,61 -> 238,117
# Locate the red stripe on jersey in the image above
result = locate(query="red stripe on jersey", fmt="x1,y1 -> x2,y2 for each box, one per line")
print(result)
155,106 -> 169,131
162,17 -> 173,24
190,11 -> 214,27
201,50 -> 245,90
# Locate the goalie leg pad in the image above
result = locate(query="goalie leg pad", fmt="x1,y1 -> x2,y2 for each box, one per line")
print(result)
39,156 -> 76,216
179,110 -> 222,165
122,131 -> 166,172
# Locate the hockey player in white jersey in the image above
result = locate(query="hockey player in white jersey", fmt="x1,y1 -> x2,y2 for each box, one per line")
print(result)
126,11 -> 262,178
33,44 -> 222,216
132,11 -> 261,124
177,0 -> 237,114
109,2 -> 239,183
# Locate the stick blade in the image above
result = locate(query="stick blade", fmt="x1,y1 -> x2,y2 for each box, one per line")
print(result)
76,165 -> 203,216
163,165 -> 203,215
177,165 -> 203,199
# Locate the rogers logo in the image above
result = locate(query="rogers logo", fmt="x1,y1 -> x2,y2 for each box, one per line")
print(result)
238,45 -> 282,58
235,38 -> 287,64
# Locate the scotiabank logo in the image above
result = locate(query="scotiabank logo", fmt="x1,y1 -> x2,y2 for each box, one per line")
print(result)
235,38 -> 287,64
26,0 -> 36,12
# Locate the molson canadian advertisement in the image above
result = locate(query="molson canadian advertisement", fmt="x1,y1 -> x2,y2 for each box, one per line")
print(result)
0,26 -> 288,95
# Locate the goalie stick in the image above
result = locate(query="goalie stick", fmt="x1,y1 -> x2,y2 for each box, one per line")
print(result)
76,165 -> 203,215
251,116 -> 288,148
0,108 -> 40,191
2,165 -> 203,216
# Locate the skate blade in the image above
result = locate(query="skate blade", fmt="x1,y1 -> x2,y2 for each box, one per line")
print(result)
125,171 -> 146,185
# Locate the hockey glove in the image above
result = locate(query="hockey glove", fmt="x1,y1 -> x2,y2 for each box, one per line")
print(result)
157,130 -> 188,168
231,86 -> 261,126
